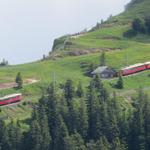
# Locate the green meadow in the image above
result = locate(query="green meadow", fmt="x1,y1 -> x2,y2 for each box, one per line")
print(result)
0,0 -> 150,121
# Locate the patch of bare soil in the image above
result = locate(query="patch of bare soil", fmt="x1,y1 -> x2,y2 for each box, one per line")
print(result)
0,79 -> 39,90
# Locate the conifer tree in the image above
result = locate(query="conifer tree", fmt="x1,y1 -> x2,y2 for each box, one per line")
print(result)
132,18 -> 145,33
59,96 -> 69,124
116,75 -> 124,89
65,132 -> 86,150
85,63 -> 95,77
67,101 -> 77,133
87,81 -> 100,139
53,115 -> 69,150
95,136 -> 110,150
5,121 -> 22,150
86,140 -> 97,150
77,98 -> 88,139
64,79 -> 75,106
100,51 -> 106,66
92,74 -> 104,90
15,72 -> 23,88
143,94 -> 150,149
145,17 -> 150,34
38,105 -> 52,150
111,137 -> 126,150
0,119 -> 6,150
30,120 -> 43,150
76,81 -> 84,98
129,89 -> 146,150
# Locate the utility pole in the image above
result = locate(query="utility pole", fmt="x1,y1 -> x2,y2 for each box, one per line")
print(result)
53,71 -> 56,91
125,53 -> 128,66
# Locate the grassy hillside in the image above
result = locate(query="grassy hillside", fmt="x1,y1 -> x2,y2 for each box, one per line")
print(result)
51,0 -> 150,54
0,0 -> 150,121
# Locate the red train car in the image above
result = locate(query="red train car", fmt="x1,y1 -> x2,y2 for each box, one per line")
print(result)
0,93 -> 22,106
121,63 -> 146,76
145,62 -> 150,69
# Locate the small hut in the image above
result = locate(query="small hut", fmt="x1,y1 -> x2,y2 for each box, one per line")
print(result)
92,66 -> 116,78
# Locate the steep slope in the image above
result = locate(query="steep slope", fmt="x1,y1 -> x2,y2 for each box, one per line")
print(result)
51,0 -> 150,56
115,0 -> 150,21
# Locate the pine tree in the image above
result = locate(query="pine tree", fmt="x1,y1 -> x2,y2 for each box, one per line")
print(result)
47,83 -> 59,148
67,101 -> 77,133
76,81 -> 84,98
4,121 -> 23,150
111,137 -> 126,150
59,96 -> 69,125
95,136 -> 110,150
132,18 -> 145,33
46,83 -> 70,149
0,119 -> 6,150
87,81 -> 100,139
30,119 -> 43,150
30,97 -> 52,150
77,98 -> 88,139
92,74 -> 104,90
64,79 -> 75,106
85,63 -> 95,77
91,75 -> 109,102
100,51 -> 106,66
129,89 -> 146,150
86,140 -> 97,150
38,105 -> 52,150
53,115 -> 69,150
143,94 -> 150,149
145,17 -> 150,34
15,72 -> 23,88
116,75 -> 124,89
65,132 -> 86,150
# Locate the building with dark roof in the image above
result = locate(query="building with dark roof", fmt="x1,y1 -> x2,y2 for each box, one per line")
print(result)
92,66 -> 116,78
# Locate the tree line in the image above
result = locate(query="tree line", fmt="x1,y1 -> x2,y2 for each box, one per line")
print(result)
0,59 -> 8,67
0,76 -> 150,150
124,17 -> 150,37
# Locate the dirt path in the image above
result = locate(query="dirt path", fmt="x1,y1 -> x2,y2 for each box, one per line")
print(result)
0,79 -> 39,90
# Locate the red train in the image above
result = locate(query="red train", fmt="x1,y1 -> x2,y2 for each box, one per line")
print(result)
121,62 -> 150,76
0,93 -> 22,106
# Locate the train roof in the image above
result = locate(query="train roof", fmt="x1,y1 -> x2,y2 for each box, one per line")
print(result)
144,61 -> 150,65
121,63 -> 144,70
0,93 -> 22,101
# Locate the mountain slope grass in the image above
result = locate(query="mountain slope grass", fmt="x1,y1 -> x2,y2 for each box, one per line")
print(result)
0,45 -> 150,121
1,0 -> 150,121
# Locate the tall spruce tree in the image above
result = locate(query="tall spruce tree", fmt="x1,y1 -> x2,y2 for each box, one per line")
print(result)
53,115 -> 69,150
145,17 -> 150,34
143,94 -> 150,149
100,51 -> 106,66
132,18 -> 145,33
76,81 -> 84,98
92,74 -> 104,90
65,132 -> 86,150
111,137 -> 126,150
64,79 -> 75,106
38,105 -> 52,150
87,81 -> 100,139
30,119 -> 42,150
116,75 -> 124,89
129,89 -> 146,150
4,121 -> 22,150
95,136 -> 110,150
77,98 -> 88,139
